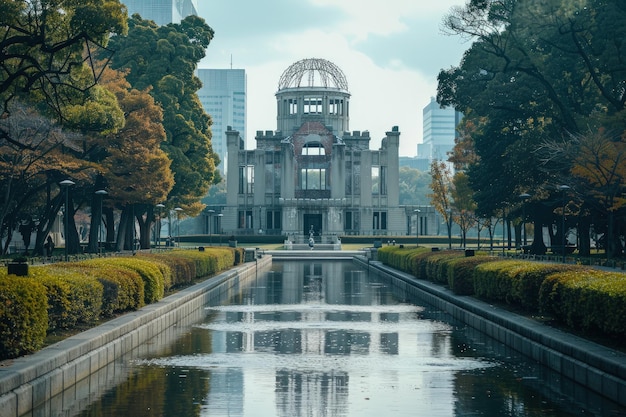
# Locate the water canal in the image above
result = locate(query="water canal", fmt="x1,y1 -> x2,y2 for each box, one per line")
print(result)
29,259 -> 626,416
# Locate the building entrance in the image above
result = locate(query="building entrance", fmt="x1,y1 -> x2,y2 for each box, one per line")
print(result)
304,214 -> 322,237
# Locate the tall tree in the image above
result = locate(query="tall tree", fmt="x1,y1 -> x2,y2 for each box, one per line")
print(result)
106,15 -> 220,217
438,0 -> 626,254
97,67 -> 175,251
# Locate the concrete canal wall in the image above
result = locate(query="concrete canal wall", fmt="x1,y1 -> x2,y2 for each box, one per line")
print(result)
0,256 -> 272,417
360,257 -> 626,408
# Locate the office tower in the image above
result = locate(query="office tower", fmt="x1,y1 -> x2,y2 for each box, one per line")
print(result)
196,69 -> 247,173
123,0 -> 198,25
419,96 -> 462,161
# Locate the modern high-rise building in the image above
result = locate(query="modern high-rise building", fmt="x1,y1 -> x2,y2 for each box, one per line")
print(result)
196,69 -> 247,173
123,0 -> 198,25
418,96 -> 462,162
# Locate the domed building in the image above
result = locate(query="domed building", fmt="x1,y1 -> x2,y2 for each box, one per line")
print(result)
222,58 -> 405,245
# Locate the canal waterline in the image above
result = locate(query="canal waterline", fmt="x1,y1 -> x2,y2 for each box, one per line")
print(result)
31,259 -> 625,417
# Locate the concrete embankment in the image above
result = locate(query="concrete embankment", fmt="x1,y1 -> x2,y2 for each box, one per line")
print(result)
0,256 -> 272,417
359,257 -> 626,408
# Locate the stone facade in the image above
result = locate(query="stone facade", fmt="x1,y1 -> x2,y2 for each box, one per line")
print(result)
222,58 -> 405,240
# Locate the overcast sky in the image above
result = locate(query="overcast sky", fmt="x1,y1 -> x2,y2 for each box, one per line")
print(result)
197,0 -> 470,156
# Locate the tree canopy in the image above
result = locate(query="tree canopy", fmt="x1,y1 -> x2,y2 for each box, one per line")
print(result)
105,14 -> 220,216
437,0 -> 626,255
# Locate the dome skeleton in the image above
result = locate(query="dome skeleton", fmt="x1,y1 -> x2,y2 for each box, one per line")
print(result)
277,58 -> 349,91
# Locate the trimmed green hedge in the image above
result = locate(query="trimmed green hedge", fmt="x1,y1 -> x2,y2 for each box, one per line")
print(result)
0,247 -> 239,359
0,275 -> 48,358
379,246 -> 626,339
539,269 -> 626,336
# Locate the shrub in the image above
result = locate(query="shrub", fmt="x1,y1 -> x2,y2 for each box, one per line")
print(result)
68,262 -> 145,316
510,263 -> 580,310
105,258 -> 165,304
31,266 -> 103,329
539,270 -> 626,336
447,256 -> 498,295
0,276 -> 48,359
473,260 -> 526,303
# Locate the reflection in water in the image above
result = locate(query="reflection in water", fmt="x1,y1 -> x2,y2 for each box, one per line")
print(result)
65,260 -> 626,417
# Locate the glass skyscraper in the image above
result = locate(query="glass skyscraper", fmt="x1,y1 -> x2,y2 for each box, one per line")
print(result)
123,0 -> 198,25
196,69 -> 247,174
419,96 -> 462,161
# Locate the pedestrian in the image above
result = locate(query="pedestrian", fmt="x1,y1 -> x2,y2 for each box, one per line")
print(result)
44,236 -> 55,257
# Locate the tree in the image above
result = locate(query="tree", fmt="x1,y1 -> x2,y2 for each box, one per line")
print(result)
96,67 -> 175,251
429,160 -> 454,248
398,167 -> 431,206
0,0 -> 128,255
0,0 -> 128,146
106,15 -> 220,217
438,0 -> 626,255
451,172 -> 477,248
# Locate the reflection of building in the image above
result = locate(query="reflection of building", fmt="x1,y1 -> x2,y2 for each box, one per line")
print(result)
196,68 -> 246,173
223,58 -> 404,239
122,0 -> 198,25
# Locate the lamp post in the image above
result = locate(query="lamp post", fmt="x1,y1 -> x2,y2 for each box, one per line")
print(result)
502,205 -> 506,256
519,193 -> 531,247
207,209 -> 215,245
414,209 -> 421,247
95,189 -> 108,255
155,203 -> 165,249
217,213 -> 223,245
558,185 -> 570,262
174,207 -> 183,247
60,180 -> 75,261
446,208 -> 452,249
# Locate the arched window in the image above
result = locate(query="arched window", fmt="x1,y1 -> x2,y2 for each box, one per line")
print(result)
302,142 -> 325,155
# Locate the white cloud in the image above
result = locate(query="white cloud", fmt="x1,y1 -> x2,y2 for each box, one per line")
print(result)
198,0 -> 469,156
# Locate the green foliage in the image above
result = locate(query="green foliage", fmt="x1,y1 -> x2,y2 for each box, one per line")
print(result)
0,275 -> 48,359
423,251 -> 465,283
68,262 -> 146,316
447,256 -> 497,295
473,260 -> 527,303
539,270 -> 626,337
31,267 -> 103,329
106,14 -> 219,214
381,249 -> 626,338
102,258 -> 165,304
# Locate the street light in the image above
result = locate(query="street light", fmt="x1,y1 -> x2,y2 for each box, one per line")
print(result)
558,185 -> 570,262
155,203 -> 165,249
60,179 -> 75,261
95,189 -> 108,255
217,213 -> 223,245
519,193 -> 531,248
174,207 -> 183,247
207,209 -> 215,245
414,209 -> 421,247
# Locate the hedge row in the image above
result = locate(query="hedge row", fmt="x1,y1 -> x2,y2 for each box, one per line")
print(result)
378,246 -> 626,339
0,248 -> 238,359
